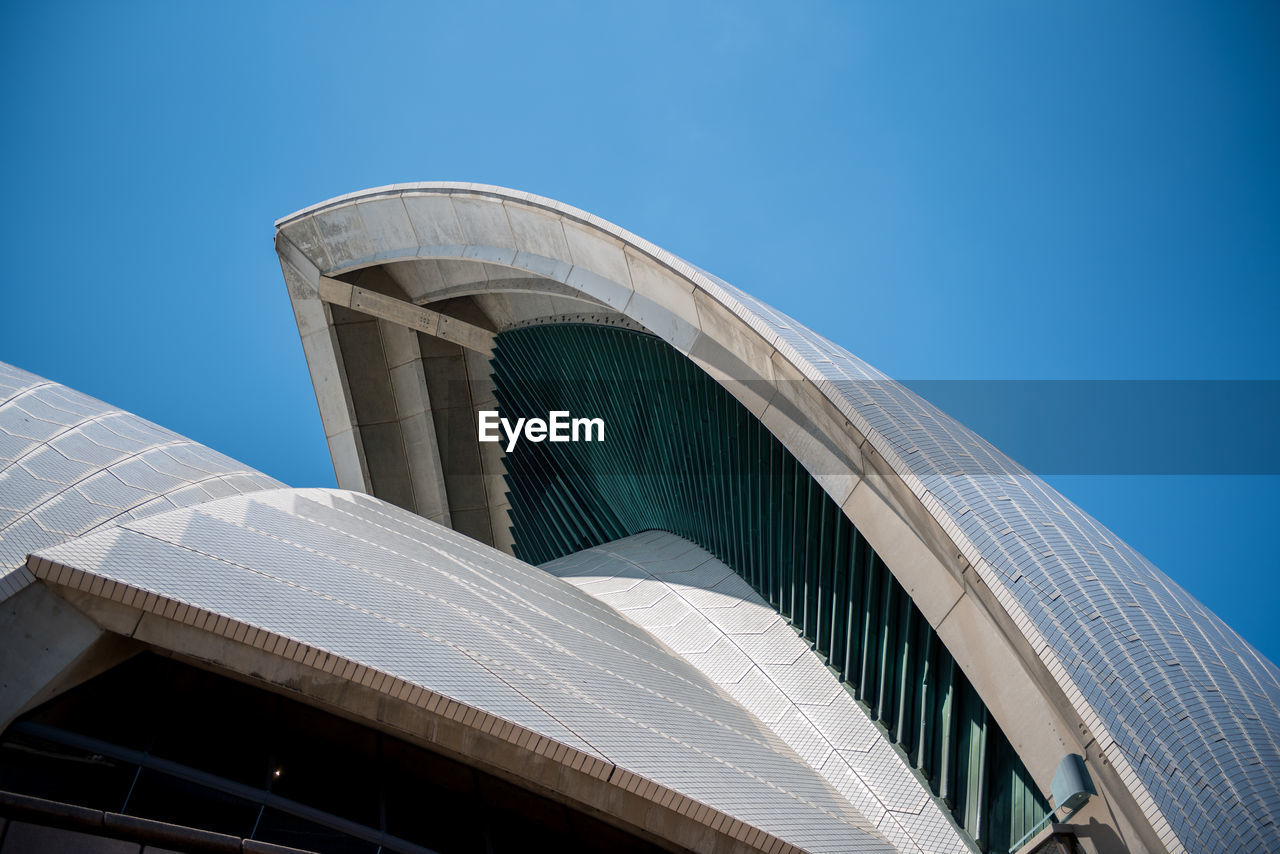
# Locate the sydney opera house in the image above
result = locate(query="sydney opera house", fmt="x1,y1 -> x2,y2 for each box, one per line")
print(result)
0,183 -> 1276,854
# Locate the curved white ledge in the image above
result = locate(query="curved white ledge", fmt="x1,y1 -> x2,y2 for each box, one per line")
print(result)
546,531 -> 972,854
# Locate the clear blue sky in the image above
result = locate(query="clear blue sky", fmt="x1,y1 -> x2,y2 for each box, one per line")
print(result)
2,2 -> 1277,659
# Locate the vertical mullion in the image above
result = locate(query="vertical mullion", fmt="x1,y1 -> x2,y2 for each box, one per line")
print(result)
915,628 -> 934,775
690,362 -> 715,552
785,457 -> 795,625
875,561 -> 896,724
710,386 -> 729,560
742,416 -> 758,589
642,339 -> 683,537
762,435 -> 773,606
857,535 -> 878,703
800,478 -> 817,639
830,516 -> 850,675
893,598 -> 915,745
555,329 -> 626,541
844,530 -> 864,685
728,396 -> 745,573
971,701 -> 988,850
776,451 -> 791,611
813,491 -> 831,656
937,651 -> 957,807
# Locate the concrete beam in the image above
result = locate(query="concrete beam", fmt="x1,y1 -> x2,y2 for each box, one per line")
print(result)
318,277 -> 495,355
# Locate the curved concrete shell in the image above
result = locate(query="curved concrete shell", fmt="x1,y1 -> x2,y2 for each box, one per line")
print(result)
0,365 -> 896,853
29,487 -> 893,854
545,531 -> 970,854
0,361 -> 283,602
274,183 -> 1280,854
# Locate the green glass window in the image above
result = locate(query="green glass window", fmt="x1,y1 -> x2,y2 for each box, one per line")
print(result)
493,323 -> 1051,853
